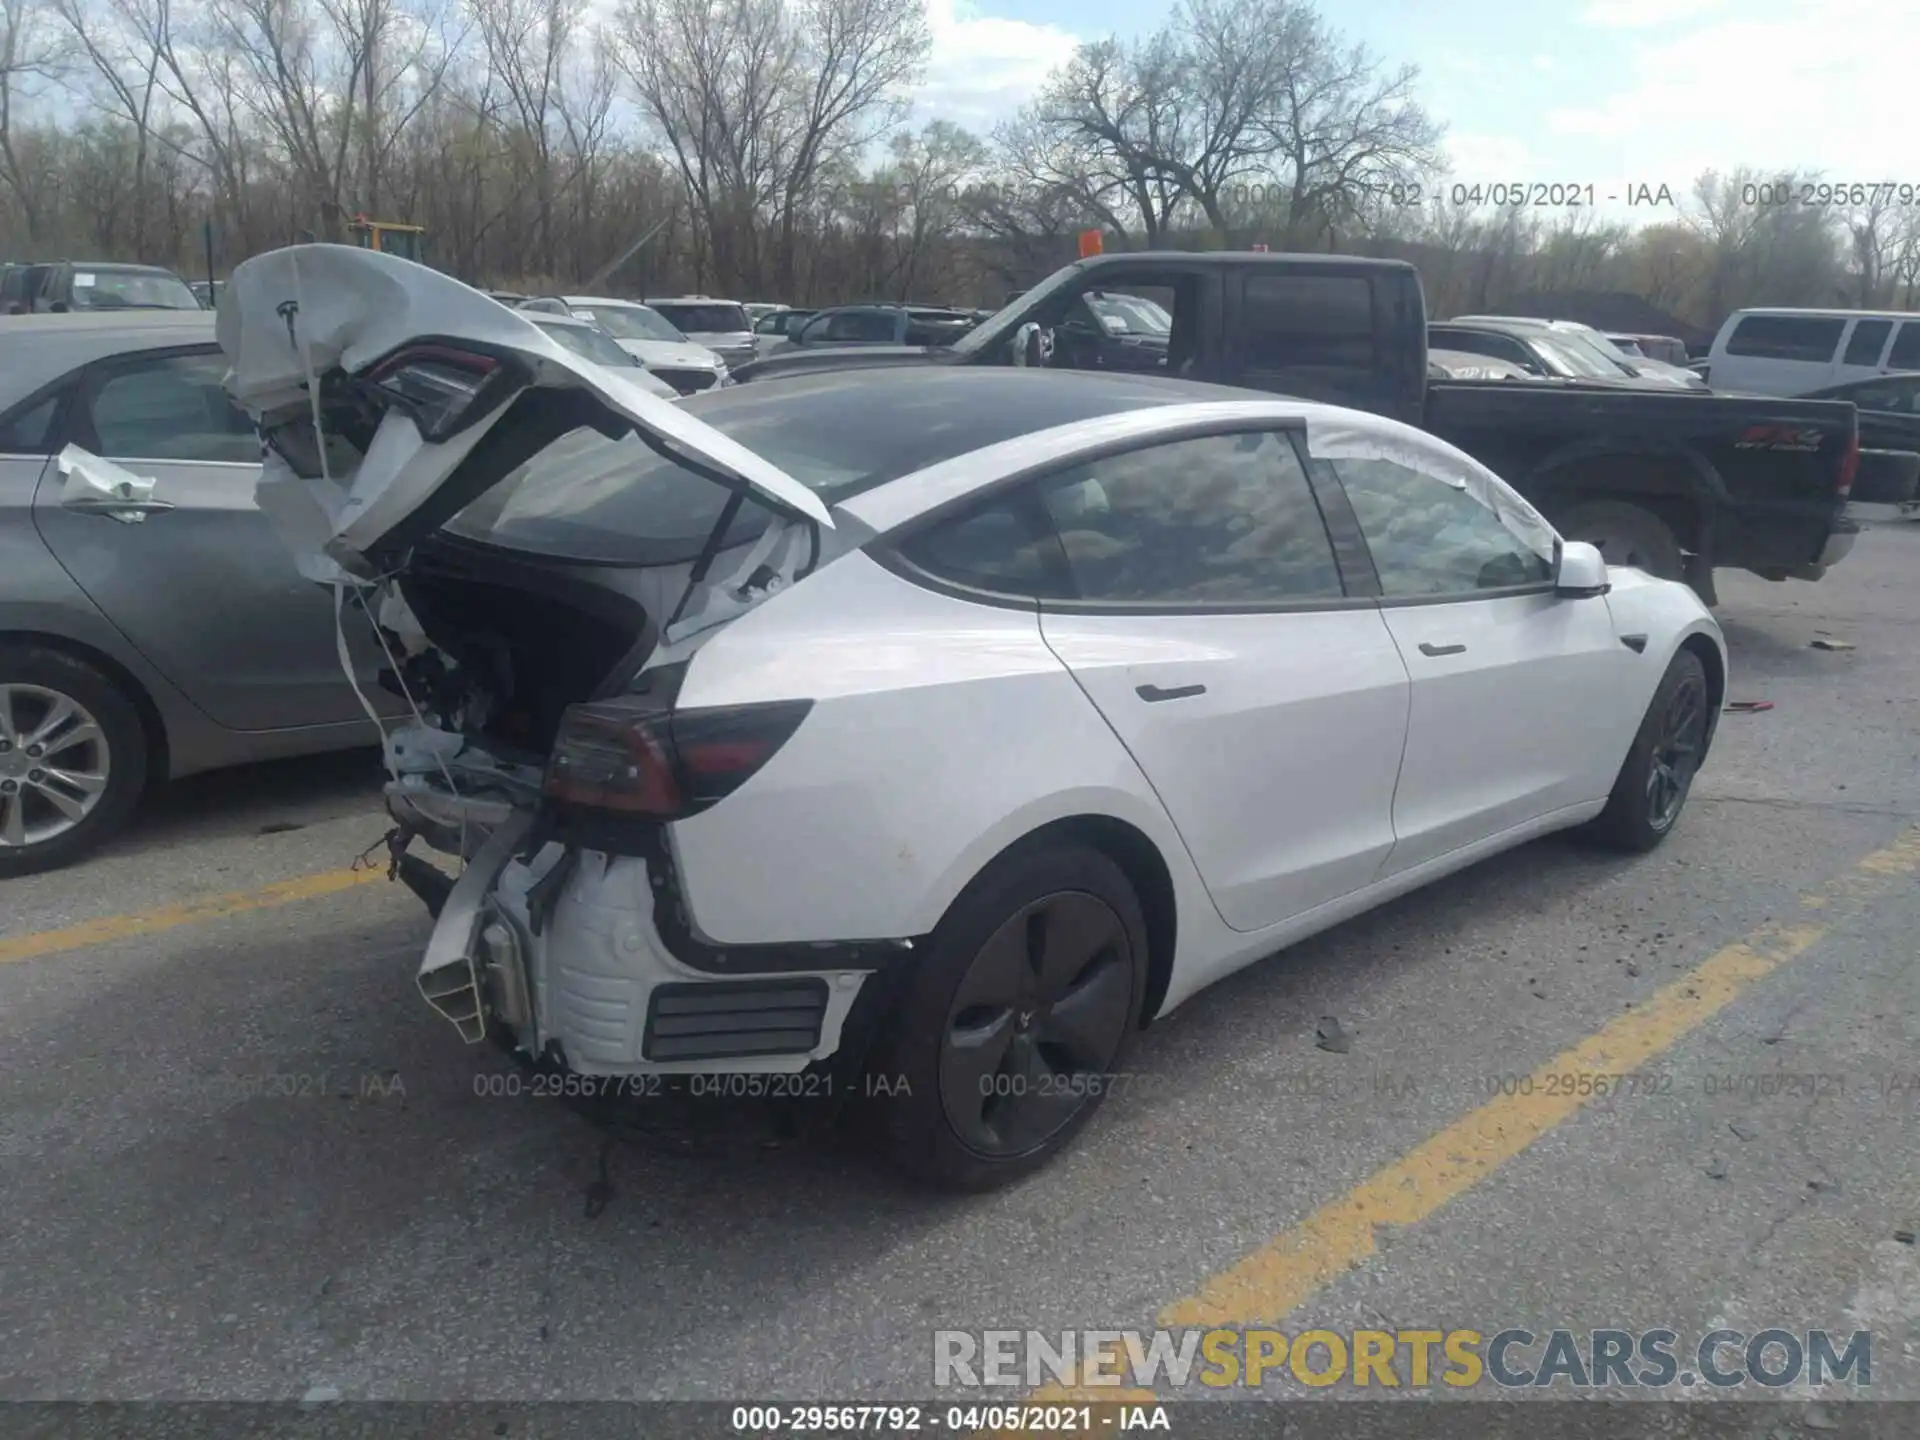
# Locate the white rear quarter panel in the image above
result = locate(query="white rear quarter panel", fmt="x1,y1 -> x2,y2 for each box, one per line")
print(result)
666,551 -> 1216,949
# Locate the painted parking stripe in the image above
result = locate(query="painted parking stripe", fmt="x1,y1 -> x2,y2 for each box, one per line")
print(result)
1024,824 -> 1920,1401
0,865 -> 387,965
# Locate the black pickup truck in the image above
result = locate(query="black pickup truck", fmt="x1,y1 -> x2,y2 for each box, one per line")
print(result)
732,251 -> 1861,603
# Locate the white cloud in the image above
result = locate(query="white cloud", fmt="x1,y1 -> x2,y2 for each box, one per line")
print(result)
1530,54 -> 1555,72
1547,0 -> 1917,184
1443,132 -> 1537,180
1578,0 -> 1728,27
909,0 -> 1082,134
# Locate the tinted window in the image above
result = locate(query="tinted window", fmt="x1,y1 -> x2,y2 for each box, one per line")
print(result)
1240,275 -> 1375,375
1725,315 -> 1846,363
825,310 -> 896,342
1836,377 -> 1920,413
86,352 -> 258,462
1887,321 -> 1920,369
651,302 -> 749,332
443,370 -> 1218,564
1331,456 -> 1552,597
0,392 -> 60,453
1843,319 -> 1893,367
1429,329 -> 1540,372
1034,429 -> 1342,604
895,496 -> 1068,599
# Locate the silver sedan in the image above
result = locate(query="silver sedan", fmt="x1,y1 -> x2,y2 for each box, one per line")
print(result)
0,313 -> 400,875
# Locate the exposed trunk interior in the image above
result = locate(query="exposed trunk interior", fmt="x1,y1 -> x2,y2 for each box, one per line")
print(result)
384,544 -> 654,759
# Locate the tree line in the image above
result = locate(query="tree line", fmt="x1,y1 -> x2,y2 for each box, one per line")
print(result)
4,0 -> 1917,326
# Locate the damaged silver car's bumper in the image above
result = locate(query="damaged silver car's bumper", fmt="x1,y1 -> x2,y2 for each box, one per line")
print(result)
406,813 -> 873,1075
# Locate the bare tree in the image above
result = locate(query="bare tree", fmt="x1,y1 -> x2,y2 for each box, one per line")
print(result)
1,0 -> 66,240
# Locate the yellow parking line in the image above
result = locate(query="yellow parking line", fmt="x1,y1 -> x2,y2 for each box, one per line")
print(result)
1018,823 -> 1920,1404
1157,825 -> 1920,1332
0,865 -> 387,966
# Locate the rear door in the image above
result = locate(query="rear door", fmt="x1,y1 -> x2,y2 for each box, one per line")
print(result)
1023,425 -> 1412,936
1226,267 -> 1426,425
1316,439 -> 1635,875
31,345 -> 389,731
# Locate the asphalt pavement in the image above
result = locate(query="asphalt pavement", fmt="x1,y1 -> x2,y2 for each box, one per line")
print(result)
1,516 -> 1917,1416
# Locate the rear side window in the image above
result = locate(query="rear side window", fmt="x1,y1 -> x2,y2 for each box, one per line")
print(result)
1031,429 -> 1344,605
894,496 -> 1070,600
1725,315 -> 1845,363
1240,275 -> 1376,379
1843,319 -> 1893,366
1887,321 -> 1920,369
825,310 -> 895,342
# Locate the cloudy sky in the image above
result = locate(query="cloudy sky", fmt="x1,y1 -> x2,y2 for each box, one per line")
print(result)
911,0 -> 1904,221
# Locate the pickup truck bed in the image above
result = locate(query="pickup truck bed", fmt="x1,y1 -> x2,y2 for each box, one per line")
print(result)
733,251 -> 1859,602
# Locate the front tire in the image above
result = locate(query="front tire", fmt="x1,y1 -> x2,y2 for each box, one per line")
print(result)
0,644 -> 148,877
867,841 -> 1149,1190
1584,648 -> 1709,853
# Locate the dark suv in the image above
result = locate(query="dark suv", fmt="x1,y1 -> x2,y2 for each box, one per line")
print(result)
2,261 -> 202,314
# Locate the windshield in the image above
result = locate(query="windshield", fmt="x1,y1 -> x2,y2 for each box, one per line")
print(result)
1528,332 -> 1623,379
1085,293 -> 1171,335
650,302 -> 749,333
576,304 -> 684,343
67,268 -> 200,311
535,320 -> 640,368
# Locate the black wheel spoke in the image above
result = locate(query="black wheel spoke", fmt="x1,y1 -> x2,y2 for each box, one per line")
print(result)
1031,892 -> 1124,1001
985,1036 -> 1084,1155
940,1008 -> 1017,1149
1038,953 -> 1132,1073
948,917 -> 1033,1014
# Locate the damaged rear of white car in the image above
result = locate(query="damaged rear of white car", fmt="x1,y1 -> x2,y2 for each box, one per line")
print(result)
220,247 -> 887,1088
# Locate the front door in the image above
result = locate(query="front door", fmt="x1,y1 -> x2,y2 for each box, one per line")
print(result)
1027,426 -> 1412,934
1317,444 -> 1634,876
31,346 -> 388,732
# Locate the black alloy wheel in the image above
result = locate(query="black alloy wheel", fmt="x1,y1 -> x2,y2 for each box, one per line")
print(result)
937,890 -> 1136,1157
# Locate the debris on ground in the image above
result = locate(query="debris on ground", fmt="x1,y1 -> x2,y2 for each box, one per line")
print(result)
1810,637 -> 1855,652
1895,1228 -> 1916,1245
1704,1156 -> 1729,1180
1314,1017 -> 1352,1054
1724,699 -> 1774,713
1729,1121 -> 1757,1141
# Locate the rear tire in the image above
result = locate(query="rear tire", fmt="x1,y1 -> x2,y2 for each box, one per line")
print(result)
866,841 -> 1148,1191
1583,648 -> 1709,853
1554,500 -> 1686,583
0,644 -> 148,877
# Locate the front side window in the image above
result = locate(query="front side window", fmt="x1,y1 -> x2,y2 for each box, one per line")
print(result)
1030,429 -> 1343,605
67,268 -> 201,312
825,310 -> 896,343
1328,454 -> 1552,598
85,352 -> 258,463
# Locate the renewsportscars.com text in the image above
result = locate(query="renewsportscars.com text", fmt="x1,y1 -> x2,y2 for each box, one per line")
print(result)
932,1327 -> 1872,1390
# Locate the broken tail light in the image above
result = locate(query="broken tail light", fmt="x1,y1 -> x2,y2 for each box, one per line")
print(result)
365,343 -> 518,442
543,696 -> 814,824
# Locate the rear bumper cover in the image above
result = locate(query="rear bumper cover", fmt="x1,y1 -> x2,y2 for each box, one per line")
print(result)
407,822 -> 878,1073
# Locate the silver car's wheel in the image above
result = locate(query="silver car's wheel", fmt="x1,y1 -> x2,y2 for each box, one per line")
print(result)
0,683 -> 113,849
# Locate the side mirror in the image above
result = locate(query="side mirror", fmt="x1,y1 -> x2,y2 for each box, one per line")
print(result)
56,445 -> 174,524
1012,322 -> 1054,367
1554,539 -> 1610,597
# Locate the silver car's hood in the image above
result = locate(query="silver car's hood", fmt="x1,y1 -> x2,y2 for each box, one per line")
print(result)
217,245 -> 828,580
613,338 -> 725,369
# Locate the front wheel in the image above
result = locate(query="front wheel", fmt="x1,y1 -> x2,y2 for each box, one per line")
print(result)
866,842 -> 1148,1190
1583,648 -> 1710,852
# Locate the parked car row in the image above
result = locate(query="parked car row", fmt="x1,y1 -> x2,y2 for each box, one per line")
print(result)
0,242 -> 1905,883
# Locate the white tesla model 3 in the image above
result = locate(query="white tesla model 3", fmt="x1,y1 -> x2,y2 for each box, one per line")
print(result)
222,246 -> 1727,1189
